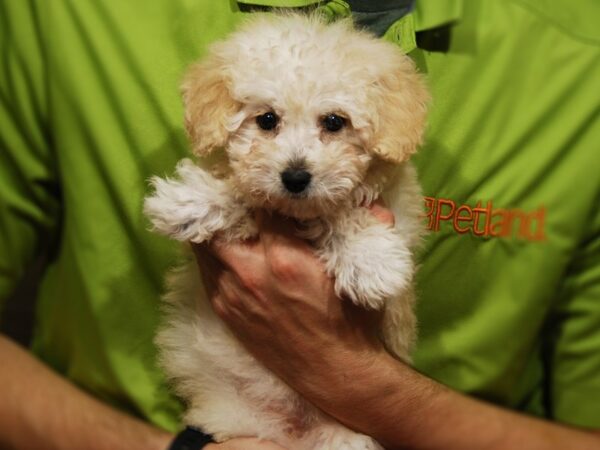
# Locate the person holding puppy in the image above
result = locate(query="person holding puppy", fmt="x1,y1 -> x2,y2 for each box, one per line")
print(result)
1,1 -> 599,449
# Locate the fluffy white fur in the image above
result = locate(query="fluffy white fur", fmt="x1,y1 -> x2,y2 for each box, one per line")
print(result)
145,13 -> 428,450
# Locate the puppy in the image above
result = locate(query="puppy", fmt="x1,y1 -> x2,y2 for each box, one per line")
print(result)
145,12 -> 428,450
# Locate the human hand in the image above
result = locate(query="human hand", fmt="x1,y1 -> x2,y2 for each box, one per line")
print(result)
192,202 -> 393,392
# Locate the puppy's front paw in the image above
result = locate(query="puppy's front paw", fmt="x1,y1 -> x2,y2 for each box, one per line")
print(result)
330,223 -> 414,310
144,159 -> 246,243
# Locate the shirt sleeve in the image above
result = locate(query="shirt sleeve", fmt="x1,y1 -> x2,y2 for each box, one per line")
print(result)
0,1 -> 60,314
544,204 -> 600,428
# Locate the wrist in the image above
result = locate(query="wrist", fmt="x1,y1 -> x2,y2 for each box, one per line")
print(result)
332,347 -> 398,397
314,351 -> 448,448
294,343 -> 390,405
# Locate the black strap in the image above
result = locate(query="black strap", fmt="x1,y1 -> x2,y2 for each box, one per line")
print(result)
168,426 -> 215,450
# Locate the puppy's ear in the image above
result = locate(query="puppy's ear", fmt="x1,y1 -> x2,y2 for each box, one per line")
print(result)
182,56 -> 240,156
370,57 -> 429,163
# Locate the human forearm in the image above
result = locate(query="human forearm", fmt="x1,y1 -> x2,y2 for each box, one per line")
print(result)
0,334 -> 173,450
297,349 -> 600,450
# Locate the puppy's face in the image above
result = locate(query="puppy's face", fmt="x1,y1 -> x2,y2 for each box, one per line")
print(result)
225,95 -> 371,219
183,14 -> 428,219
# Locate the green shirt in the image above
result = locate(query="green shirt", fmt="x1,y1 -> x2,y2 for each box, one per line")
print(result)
1,0 -> 599,432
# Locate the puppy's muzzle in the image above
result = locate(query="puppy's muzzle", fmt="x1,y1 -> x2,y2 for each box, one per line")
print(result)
281,168 -> 312,194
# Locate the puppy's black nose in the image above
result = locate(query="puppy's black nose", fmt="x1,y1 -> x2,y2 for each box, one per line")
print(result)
281,168 -> 312,194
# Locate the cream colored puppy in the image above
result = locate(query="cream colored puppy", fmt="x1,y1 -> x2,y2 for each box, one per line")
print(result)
145,13 -> 428,450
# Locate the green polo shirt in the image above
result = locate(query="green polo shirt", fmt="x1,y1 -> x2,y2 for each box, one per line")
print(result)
1,0 -> 599,433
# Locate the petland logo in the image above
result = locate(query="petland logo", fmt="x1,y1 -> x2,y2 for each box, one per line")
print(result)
423,197 -> 546,241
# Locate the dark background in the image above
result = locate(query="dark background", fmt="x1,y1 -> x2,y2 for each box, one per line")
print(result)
0,257 -> 45,346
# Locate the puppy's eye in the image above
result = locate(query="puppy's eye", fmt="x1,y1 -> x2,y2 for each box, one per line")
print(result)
256,111 -> 279,131
321,114 -> 346,132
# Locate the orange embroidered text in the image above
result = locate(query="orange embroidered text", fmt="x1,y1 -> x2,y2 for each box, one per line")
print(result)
423,197 -> 546,241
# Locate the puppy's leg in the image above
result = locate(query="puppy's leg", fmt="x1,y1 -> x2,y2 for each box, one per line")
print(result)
318,208 -> 414,311
183,376 -> 323,449
185,391 -> 288,444
315,208 -> 417,361
307,422 -> 383,450
144,159 -> 254,243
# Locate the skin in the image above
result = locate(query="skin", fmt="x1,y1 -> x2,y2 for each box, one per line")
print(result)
0,333 -> 173,450
0,334 -> 286,450
195,205 -> 600,450
0,334 -> 284,450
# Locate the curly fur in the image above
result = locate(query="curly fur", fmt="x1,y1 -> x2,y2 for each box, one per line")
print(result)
144,12 -> 428,450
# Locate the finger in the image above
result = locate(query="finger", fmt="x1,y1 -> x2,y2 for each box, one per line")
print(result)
207,236 -> 263,274
193,242 -> 257,299
191,242 -> 219,274
191,242 -> 222,293
210,293 -> 227,319
215,269 -> 249,313
367,199 -> 395,226
206,272 -> 247,323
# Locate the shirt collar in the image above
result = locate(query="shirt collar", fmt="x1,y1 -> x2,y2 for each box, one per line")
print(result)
236,0 -> 464,52
237,0 -> 464,29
